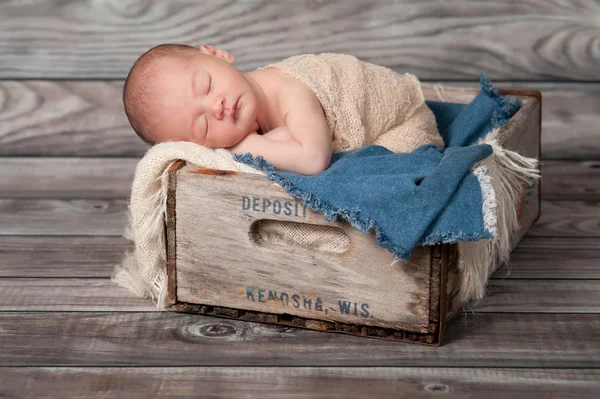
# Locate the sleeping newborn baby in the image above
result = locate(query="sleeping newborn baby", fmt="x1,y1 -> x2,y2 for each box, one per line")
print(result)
123,44 -> 444,175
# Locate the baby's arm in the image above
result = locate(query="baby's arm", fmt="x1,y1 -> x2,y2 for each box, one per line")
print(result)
230,88 -> 332,175
231,126 -> 330,175
262,128 -> 293,142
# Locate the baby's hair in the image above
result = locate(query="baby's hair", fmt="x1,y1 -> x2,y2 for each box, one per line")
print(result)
123,44 -> 199,145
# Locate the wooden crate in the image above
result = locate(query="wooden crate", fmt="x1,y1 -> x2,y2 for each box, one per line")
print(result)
164,87 -> 542,346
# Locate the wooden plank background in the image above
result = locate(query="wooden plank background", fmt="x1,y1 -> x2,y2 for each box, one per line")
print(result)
2,367 -> 599,398
1,0 -> 599,81
0,0 -> 599,397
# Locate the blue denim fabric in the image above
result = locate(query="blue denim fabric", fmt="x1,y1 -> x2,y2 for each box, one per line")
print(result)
235,75 -> 521,261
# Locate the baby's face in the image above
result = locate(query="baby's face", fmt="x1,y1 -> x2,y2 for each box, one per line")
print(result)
148,52 -> 260,148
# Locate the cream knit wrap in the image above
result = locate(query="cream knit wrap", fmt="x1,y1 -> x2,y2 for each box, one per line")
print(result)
113,53 -> 450,308
258,53 -> 444,153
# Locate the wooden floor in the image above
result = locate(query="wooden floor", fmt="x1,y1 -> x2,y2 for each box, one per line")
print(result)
1,0 -> 600,397
1,107 -> 599,399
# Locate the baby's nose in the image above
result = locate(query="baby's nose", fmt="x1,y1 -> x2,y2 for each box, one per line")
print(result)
213,98 -> 225,119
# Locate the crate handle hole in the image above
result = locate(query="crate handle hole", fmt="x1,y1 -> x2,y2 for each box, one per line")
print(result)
249,219 -> 350,254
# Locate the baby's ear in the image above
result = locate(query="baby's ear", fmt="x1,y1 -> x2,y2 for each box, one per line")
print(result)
198,44 -> 235,64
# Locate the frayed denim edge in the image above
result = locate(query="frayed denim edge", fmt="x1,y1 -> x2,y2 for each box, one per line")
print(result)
479,74 -> 522,129
234,153 -> 493,262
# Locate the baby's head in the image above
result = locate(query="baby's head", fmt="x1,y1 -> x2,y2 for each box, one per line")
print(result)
123,44 -> 260,148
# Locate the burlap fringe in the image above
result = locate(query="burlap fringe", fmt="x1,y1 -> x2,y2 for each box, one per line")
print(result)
456,130 -> 540,306
111,162 -> 175,309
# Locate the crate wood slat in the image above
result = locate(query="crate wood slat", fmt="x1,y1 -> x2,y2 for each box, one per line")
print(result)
164,89 -> 542,345
1,367 -> 599,399
0,312 -> 598,367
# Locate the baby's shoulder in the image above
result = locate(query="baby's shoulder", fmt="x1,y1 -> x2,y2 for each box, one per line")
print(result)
260,67 -> 321,113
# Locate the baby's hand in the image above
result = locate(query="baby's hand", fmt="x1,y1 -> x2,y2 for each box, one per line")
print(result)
228,131 -> 258,155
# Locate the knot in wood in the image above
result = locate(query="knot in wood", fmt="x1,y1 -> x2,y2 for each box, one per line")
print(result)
198,323 -> 236,337
424,383 -> 450,393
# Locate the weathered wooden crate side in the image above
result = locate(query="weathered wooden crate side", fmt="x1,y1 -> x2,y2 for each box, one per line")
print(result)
164,162 -> 452,344
166,168 -> 452,341
165,88 -> 541,346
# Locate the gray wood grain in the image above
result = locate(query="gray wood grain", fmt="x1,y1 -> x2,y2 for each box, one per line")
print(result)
0,81 -> 147,156
492,237 -> 600,279
0,236 -> 132,278
2,236 -> 597,279
526,201 -> 600,237
1,81 -> 598,159
0,157 -> 137,199
0,199 -> 595,237
541,160 -> 600,201
470,280 -> 600,313
0,279 -> 154,311
1,367 -> 599,399
0,158 -> 597,200
1,0 -> 599,80
1,278 -> 597,314
0,312 -> 598,367
0,199 -> 127,236
527,83 -> 600,161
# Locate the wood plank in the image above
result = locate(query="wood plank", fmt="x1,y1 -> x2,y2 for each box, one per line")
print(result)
0,279 -> 153,311
0,157 -> 136,199
0,312 -> 597,367
1,81 -> 599,160
2,235 -> 597,280
0,199 -> 596,237
470,280 -> 600,313
0,81 -> 147,157
526,201 -> 600,237
1,0 -> 599,80
492,237 -> 600,279
0,199 -> 127,236
520,83 -> 600,161
540,160 -> 600,201
0,236 -> 132,278
1,367 -> 599,399
0,158 -> 597,201
2,278 -> 598,314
